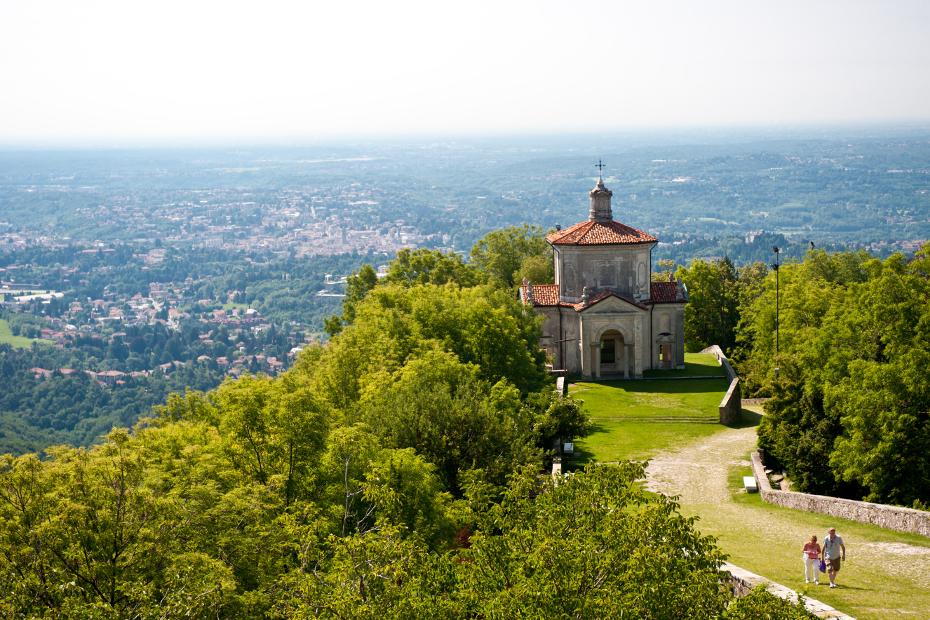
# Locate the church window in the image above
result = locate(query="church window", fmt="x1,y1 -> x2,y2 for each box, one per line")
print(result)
597,261 -> 614,287
565,263 -> 577,293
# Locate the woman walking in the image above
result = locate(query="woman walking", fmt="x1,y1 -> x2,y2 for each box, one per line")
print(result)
802,534 -> 821,585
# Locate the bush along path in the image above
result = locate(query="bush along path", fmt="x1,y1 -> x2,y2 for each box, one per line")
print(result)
644,419 -> 930,620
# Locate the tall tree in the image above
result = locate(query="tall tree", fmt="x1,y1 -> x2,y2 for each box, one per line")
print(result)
470,224 -> 552,289
458,463 -> 729,618
358,350 -> 538,493
676,257 -> 739,352
324,263 -> 379,336
384,248 -> 480,288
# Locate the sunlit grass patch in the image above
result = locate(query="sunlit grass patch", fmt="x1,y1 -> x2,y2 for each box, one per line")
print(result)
571,376 -> 729,463
0,319 -> 46,348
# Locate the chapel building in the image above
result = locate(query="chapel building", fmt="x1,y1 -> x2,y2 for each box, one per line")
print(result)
520,175 -> 687,378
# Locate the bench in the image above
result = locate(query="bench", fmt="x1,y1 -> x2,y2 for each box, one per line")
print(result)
743,476 -> 759,493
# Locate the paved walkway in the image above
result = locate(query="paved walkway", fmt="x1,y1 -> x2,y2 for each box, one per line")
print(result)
644,424 -> 930,619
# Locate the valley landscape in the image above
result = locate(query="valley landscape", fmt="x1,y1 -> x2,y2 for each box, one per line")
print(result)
2,0 -> 930,617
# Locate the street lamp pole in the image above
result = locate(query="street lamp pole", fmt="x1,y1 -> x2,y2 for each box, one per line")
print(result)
772,246 -> 781,376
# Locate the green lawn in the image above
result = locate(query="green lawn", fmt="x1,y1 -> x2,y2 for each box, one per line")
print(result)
0,319 -> 41,348
572,382 -> 930,618
683,462 -> 930,619
570,373 -> 730,463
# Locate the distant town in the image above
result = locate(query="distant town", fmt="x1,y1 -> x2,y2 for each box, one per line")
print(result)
1,134 -> 928,452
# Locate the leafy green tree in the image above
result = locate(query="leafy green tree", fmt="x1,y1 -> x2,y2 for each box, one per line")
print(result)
746,249 -> 930,503
724,586 -> 817,619
310,283 -> 547,413
756,358 -> 842,494
362,448 -> 456,550
735,249 -> 871,394
0,427 -> 251,617
274,525 -> 455,619
275,463 -> 746,619
653,258 -> 678,281
458,462 -> 730,618
317,423 -> 382,536
325,263 -> 379,336
384,248 -> 481,288
214,374 -> 329,504
676,257 -> 739,352
513,253 -> 554,287
828,354 -> 930,505
358,350 -> 539,493
470,224 -> 551,289
154,388 -> 218,424
531,393 -> 590,453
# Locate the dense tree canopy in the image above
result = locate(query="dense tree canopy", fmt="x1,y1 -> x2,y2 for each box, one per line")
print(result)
469,224 -> 553,289
0,228 -> 828,616
383,248 -> 481,288
657,248 -> 930,507
676,257 -> 740,352
2,433 -> 759,618
739,248 -> 930,505
312,283 -> 549,415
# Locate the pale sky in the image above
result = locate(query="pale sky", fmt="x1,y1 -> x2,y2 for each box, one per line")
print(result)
1,0 -> 929,146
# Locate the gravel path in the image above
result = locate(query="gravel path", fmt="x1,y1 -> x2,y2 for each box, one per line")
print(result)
645,425 -> 757,504
643,425 -> 930,596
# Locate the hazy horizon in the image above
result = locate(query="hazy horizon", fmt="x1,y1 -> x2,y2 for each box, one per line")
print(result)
2,121 -> 930,152
2,1 -> 929,147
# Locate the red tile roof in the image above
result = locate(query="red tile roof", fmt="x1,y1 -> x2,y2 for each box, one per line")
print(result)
521,283 -> 560,306
547,219 -> 657,246
651,281 -> 685,303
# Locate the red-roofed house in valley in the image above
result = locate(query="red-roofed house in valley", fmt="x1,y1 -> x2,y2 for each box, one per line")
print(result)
520,174 -> 687,378
95,370 -> 126,386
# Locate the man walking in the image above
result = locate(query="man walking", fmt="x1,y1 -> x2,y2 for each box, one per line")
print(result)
823,527 -> 846,588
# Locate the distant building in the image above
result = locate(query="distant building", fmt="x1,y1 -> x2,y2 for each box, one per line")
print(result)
521,176 -> 687,378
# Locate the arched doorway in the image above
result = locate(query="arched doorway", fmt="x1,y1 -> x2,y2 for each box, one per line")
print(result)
599,329 -> 628,378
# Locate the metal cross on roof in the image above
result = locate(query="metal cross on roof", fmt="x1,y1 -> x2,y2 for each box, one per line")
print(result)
595,159 -> 606,177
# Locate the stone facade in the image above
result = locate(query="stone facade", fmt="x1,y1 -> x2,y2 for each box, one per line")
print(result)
521,177 -> 687,378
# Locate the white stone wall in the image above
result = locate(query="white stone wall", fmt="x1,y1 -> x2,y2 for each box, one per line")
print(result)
651,306 -> 685,369
701,345 -> 741,423
557,244 -> 653,302
750,451 -> 930,538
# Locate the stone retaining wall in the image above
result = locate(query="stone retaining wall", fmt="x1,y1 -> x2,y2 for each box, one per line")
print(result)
700,345 -> 741,425
750,451 -> 930,538
722,562 -> 854,619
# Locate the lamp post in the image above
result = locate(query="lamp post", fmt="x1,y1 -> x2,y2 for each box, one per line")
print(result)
772,245 -> 781,378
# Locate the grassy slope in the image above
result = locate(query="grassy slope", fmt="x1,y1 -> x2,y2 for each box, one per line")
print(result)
572,353 -> 730,463
573,373 -> 930,618
693,452 -> 930,619
0,318 -> 41,348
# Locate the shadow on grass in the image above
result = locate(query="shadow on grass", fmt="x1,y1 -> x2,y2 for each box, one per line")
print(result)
574,377 -> 729,395
726,408 -> 763,429
568,421 -> 607,468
